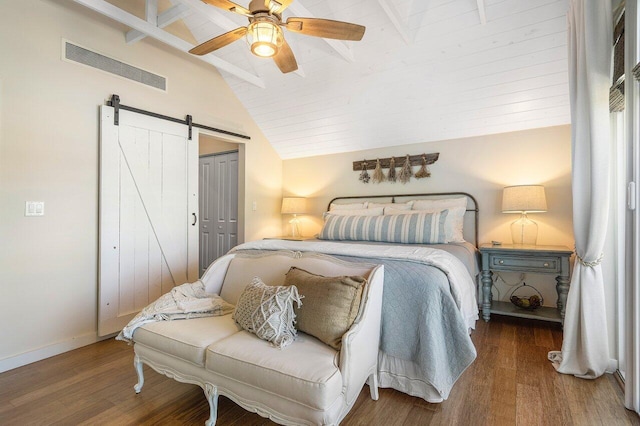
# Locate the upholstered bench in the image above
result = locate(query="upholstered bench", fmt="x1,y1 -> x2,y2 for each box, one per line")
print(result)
129,250 -> 384,425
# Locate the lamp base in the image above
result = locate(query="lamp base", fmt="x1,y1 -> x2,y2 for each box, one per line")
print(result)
289,215 -> 301,238
510,213 -> 538,245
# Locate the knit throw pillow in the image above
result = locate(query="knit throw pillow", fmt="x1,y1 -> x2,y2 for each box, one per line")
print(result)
232,277 -> 302,349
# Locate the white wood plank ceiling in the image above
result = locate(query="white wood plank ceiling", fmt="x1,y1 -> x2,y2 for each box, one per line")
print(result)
76,0 -> 570,159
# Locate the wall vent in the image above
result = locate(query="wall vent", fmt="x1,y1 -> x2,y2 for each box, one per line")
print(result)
63,40 -> 167,91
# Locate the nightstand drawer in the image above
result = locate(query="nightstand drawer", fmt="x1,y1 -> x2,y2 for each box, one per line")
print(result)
490,255 -> 560,273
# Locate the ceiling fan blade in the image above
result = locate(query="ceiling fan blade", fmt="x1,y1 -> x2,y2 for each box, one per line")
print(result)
189,27 -> 248,55
273,40 -> 298,73
285,18 -> 365,41
264,0 -> 294,14
203,0 -> 251,16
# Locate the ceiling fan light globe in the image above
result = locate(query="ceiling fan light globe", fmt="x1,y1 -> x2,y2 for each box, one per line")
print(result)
247,20 -> 283,58
252,42 -> 277,57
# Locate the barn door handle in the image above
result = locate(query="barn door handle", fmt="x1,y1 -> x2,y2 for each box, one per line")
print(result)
192,213 -> 197,226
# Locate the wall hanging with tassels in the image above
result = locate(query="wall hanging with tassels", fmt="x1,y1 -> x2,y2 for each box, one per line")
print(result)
352,153 -> 438,184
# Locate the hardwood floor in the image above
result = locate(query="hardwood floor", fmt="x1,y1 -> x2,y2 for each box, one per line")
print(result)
1,316 -> 638,425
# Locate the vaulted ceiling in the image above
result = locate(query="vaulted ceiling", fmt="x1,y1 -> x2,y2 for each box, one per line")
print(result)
76,0 -> 570,159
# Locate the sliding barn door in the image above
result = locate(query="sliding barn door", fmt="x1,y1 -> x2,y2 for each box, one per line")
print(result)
99,105 -> 198,336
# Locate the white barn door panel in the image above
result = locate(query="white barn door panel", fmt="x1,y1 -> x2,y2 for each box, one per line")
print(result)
99,105 -> 198,336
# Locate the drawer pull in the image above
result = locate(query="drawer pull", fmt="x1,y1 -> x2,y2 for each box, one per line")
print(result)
499,260 -> 504,264
543,262 -> 550,267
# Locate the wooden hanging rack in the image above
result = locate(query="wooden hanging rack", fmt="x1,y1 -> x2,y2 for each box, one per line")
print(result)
352,153 -> 439,171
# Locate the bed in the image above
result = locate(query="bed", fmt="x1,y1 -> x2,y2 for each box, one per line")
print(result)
232,192 -> 480,403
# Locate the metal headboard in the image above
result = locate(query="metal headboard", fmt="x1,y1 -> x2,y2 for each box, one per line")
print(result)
327,192 -> 479,248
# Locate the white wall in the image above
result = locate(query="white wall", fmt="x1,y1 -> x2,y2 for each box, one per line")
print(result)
0,0 -> 282,370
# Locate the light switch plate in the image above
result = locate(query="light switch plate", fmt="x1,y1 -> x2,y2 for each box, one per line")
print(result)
25,201 -> 45,216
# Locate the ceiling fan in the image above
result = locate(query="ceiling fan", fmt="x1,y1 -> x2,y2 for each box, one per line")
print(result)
189,0 -> 366,73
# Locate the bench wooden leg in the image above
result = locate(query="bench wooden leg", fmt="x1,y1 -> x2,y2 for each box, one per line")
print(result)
204,383 -> 219,426
368,372 -> 379,401
133,355 -> 144,393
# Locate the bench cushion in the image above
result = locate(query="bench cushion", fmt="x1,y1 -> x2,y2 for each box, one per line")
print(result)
205,331 -> 343,410
133,315 -> 239,366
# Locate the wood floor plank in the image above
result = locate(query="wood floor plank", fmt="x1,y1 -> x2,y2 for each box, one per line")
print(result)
515,383 -> 543,426
488,366 -> 517,425
0,316 -> 638,426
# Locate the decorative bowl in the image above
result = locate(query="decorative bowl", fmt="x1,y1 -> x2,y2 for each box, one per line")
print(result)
509,283 -> 543,310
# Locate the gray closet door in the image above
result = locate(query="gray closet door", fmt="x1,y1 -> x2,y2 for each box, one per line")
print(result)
199,151 -> 238,276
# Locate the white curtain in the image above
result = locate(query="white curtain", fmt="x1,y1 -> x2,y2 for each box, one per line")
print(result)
547,0 -> 614,378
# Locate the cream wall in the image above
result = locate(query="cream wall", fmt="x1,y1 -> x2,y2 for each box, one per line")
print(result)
0,0 -> 282,370
283,125 -> 574,247
199,135 -> 240,156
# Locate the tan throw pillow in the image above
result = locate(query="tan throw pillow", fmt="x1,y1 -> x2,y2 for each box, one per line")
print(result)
232,277 -> 302,349
284,267 -> 367,350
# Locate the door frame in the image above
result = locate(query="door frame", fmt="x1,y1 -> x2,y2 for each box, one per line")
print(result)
198,131 -> 246,248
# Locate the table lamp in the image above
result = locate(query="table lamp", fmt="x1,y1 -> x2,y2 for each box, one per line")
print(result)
281,197 -> 306,237
502,185 -> 547,245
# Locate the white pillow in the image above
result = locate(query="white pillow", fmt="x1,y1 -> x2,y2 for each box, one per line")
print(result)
385,207 -> 420,215
330,202 -> 368,211
409,198 -> 468,242
368,201 -> 413,210
408,206 -> 466,242
232,277 -> 302,349
324,207 -> 384,217
411,197 -> 468,211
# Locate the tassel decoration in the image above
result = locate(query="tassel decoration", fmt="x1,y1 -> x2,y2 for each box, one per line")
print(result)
398,154 -> 413,184
415,154 -> 431,179
359,161 -> 370,183
372,159 -> 385,183
387,157 -> 397,183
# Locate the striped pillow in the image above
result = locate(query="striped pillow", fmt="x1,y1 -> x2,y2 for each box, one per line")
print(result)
318,210 -> 449,244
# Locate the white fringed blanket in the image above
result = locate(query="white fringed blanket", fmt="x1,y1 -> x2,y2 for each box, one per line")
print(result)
116,280 -> 234,343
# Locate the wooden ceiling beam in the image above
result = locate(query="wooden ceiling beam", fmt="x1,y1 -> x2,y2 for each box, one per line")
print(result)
145,0 -> 158,23
477,0 -> 487,25
126,3 -> 191,44
173,0 -> 239,31
377,0 -> 411,44
72,0 -> 265,87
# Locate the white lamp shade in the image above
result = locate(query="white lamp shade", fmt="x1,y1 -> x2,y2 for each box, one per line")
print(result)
502,185 -> 547,213
281,197 -> 306,214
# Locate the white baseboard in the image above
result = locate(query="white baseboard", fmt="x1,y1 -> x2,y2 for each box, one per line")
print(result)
0,332 -> 99,373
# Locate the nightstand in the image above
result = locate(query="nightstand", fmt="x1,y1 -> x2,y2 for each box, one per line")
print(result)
479,244 -> 573,324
